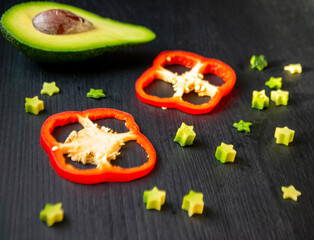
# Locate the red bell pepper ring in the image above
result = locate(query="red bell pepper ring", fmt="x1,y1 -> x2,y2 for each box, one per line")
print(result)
40,108 -> 156,184
135,51 -> 236,114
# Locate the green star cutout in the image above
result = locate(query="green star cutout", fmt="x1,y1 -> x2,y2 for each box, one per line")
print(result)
143,186 -> 166,211
41,82 -> 60,96
252,90 -> 269,110
265,76 -> 282,89
281,185 -> 301,201
274,126 -> 294,146
40,202 -> 64,227
25,96 -> 44,115
174,122 -> 196,147
215,142 -> 236,163
250,55 -> 268,71
271,89 -> 289,106
233,120 -> 252,133
284,63 -> 302,74
86,88 -> 106,99
182,190 -> 204,217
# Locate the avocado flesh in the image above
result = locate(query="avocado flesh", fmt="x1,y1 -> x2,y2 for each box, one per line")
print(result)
0,2 -> 156,62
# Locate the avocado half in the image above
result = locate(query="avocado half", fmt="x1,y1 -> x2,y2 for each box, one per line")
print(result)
0,2 -> 156,62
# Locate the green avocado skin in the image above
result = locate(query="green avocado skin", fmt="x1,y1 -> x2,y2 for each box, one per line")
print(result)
0,22 -> 131,62
0,3 -> 155,63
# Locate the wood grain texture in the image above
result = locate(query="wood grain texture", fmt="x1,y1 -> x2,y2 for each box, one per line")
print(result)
0,0 -> 313,239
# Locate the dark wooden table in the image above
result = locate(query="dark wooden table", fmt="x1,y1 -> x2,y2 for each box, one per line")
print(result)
1,0 -> 313,239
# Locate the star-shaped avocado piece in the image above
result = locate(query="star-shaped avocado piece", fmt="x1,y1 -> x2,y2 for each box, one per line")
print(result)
25,96 -> 44,115
41,82 -> 60,96
215,142 -> 236,163
250,55 -> 268,71
284,63 -> 302,74
271,89 -> 289,106
40,202 -> 64,226
252,90 -> 269,110
281,185 -> 301,201
274,126 -> 294,146
265,76 -> 282,89
233,120 -> 252,133
86,88 -> 106,99
143,186 -> 166,211
182,190 -> 204,217
174,122 -> 196,147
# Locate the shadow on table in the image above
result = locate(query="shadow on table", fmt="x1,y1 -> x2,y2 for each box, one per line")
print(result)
36,49 -> 157,75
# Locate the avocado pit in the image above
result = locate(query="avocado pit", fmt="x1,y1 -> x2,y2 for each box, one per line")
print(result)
32,9 -> 93,35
